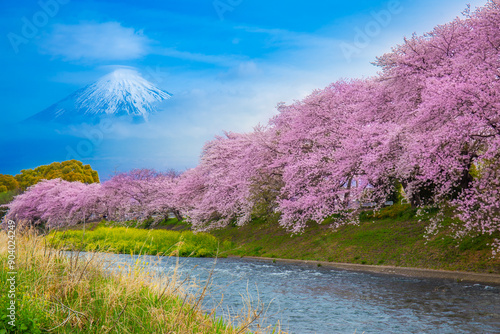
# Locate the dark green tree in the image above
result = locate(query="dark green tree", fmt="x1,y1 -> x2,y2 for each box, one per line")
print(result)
14,160 -> 100,190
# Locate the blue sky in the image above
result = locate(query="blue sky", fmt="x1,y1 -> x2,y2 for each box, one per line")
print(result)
0,0 -> 488,178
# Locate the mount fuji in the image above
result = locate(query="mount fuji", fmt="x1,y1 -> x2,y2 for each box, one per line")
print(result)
27,69 -> 171,124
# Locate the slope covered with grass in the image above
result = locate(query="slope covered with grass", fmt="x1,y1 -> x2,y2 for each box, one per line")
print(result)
212,205 -> 500,274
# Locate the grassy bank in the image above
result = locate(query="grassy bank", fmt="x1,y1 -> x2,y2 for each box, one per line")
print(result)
0,232 -> 284,333
47,225 -> 233,257
212,205 -> 500,274
44,205 -> 500,274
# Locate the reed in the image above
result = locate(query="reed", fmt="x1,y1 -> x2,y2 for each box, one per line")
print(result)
0,231 -> 285,333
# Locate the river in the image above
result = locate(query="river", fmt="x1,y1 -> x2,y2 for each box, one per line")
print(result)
80,252 -> 500,334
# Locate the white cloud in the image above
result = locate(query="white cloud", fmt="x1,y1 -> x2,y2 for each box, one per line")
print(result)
40,22 -> 151,61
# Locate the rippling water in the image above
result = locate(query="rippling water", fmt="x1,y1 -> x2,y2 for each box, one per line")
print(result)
76,252 -> 500,333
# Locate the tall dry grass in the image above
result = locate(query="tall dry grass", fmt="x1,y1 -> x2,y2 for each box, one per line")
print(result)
0,230 -> 286,334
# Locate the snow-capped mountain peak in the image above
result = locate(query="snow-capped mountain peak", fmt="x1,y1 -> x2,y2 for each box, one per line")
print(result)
28,68 -> 171,123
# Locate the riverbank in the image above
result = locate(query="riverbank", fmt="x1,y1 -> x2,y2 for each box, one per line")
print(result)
0,232 -> 280,333
45,204 -> 500,281
232,256 -> 500,285
212,205 -> 500,275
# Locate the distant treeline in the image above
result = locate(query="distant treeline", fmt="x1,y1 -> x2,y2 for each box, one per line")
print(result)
0,159 -> 99,193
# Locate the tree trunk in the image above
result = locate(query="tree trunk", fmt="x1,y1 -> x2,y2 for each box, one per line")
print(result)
459,152 -> 475,191
173,209 -> 183,222
343,176 -> 353,207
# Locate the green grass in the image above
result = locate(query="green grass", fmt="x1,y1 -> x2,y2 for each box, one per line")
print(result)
0,190 -> 17,206
211,205 -> 500,274
47,225 -> 234,258
95,218 -> 191,230
0,190 -> 18,220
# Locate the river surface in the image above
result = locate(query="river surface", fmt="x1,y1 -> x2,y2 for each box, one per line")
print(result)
78,252 -> 500,334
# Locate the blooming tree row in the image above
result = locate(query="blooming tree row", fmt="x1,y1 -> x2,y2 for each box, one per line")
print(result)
2,2 -> 500,240
2,170 -> 180,229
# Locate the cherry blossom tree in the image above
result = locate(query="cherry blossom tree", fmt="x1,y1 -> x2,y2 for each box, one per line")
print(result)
374,0 -> 500,237
102,169 -> 181,224
175,127 -> 279,230
2,179 -> 104,230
